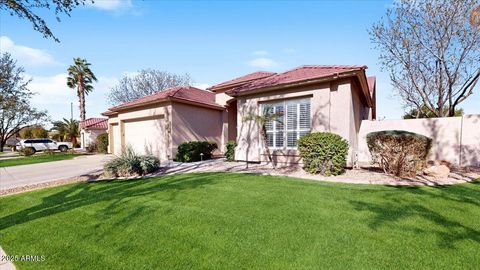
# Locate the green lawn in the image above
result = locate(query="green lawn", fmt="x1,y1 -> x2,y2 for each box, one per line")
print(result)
0,153 -> 81,167
0,173 -> 479,270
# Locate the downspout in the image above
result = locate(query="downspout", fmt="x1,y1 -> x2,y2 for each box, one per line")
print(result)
459,115 -> 464,167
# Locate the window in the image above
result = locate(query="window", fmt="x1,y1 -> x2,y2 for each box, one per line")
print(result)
263,98 -> 311,149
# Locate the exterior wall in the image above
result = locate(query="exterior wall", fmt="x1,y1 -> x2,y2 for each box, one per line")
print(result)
80,128 -> 106,149
215,92 -> 233,106
235,79 -> 370,166
171,102 -> 224,157
106,103 -> 173,159
357,115 -> 480,167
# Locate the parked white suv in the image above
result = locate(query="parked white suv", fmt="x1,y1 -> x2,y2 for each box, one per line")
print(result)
16,139 -> 72,153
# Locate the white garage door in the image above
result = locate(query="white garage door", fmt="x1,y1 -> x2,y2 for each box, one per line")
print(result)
112,123 -> 122,155
123,117 -> 167,160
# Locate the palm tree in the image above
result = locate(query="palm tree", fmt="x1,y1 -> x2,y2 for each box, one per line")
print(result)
51,118 -> 79,146
67,58 -> 97,121
243,106 -> 283,168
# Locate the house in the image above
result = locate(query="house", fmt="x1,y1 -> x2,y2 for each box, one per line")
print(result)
103,65 -> 376,166
80,118 -> 108,149
102,86 -> 224,159
209,65 -> 376,166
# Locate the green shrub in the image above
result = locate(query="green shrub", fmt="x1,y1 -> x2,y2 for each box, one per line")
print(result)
19,147 -> 35,156
366,130 -> 432,177
86,143 -> 97,153
225,141 -> 237,161
96,133 -> 108,153
175,141 -> 217,162
139,155 -> 160,174
298,132 -> 349,176
104,146 -> 160,177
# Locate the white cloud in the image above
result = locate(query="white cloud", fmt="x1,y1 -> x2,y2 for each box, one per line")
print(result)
252,50 -> 269,56
27,73 -> 118,121
89,0 -> 133,11
0,36 -> 59,67
193,83 -> 211,90
248,57 -> 279,69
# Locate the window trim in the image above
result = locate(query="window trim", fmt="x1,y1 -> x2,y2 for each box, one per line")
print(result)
262,98 -> 311,150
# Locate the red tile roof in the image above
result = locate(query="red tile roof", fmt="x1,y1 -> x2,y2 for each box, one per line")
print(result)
80,118 -> 108,130
367,76 -> 376,97
108,86 -> 222,111
207,71 -> 276,92
228,65 -> 367,95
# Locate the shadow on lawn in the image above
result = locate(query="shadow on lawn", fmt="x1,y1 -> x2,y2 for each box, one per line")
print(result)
349,183 -> 480,249
0,173 -> 231,231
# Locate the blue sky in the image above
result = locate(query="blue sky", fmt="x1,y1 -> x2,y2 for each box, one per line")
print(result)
1,0 -> 479,122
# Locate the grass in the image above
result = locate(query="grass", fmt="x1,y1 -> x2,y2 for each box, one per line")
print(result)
0,153 -> 81,167
0,173 -> 479,269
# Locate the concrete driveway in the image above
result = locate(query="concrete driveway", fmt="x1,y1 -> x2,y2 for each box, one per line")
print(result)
0,154 -> 111,192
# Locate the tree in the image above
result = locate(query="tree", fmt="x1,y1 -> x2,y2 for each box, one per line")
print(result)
107,69 -> 193,105
51,118 -> 79,145
0,0 -> 92,42
403,106 -> 463,119
21,125 -> 48,139
243,106 -> 283,168
370,0 -> 480,117
67,58 -> 97,122
0,53 -> 48,151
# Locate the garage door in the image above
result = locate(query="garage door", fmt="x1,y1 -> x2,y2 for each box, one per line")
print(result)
111,123 -> 122,155
123,116 -> 167,160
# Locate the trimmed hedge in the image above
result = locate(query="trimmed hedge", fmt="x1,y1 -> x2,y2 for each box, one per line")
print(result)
366,130 -> 432,177
175,141 -> 217,162
96,133 -> 108,153
298,132 -> 349,176
225,141 -> 237,161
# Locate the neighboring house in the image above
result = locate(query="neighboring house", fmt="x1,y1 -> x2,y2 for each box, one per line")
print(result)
80,118 -> 108,149
102,65 -> 376,166
102,86 -> 224,160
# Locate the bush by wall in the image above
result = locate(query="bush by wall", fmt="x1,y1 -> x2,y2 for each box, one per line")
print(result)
19,147 -> 35,156
298,132 -> 349,176
104,146 -> 160,177
366,130 -> 432,177
96,133 -> 108,153
225,141 -> 237,161
175,141 -> 217,162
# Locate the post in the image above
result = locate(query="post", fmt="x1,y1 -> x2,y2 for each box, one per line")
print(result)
70,102 -> 73,120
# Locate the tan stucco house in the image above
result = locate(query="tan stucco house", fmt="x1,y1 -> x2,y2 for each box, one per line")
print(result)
102,86 -> 224,160
103,65 -> 376,166
80,118 -> 108,149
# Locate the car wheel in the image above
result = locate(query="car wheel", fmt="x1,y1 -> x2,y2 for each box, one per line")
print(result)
59,146 -> 68,152
28,147 -> 36,154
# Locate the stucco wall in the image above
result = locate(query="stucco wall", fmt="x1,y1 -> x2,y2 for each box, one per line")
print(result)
171,102 -> 223,157
81,129 -> 106,149
235,79 -> 370,166
106,103 -> 173,158
357,115 -> 480,167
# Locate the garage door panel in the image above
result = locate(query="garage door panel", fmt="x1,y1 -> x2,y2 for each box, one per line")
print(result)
124,118 -> 167,160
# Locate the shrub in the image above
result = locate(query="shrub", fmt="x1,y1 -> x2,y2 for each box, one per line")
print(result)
19,147 -> 35,156
175,141 -> 217,162
139,155 -> 160,174
104,146 -> 160,177
86,143 -> 97,153
366,130 -> 432,177
225,141 -> 237,161
96,133 -> 108,153
298,132 -> 349,176
44,149 -> 56,155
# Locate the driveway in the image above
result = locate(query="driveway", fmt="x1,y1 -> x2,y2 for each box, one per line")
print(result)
0,154 -> 111,192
